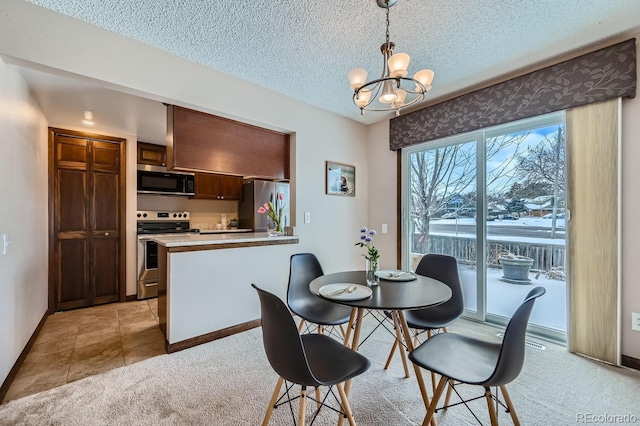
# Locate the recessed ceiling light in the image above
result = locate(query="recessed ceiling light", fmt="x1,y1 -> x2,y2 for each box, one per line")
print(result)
81,110 -> 94,126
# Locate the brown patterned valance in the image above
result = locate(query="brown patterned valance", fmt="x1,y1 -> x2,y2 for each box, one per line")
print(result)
390,39 -> 636,150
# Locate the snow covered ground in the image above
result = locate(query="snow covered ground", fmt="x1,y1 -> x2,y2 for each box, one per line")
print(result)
459,267 -> 567,332
433,216 -> 566,228
422,216 -> 568,334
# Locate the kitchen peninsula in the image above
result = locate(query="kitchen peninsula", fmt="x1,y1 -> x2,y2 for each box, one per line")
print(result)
154,232 -> 299,352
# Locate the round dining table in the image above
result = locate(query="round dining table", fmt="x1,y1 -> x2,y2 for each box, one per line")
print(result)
310,270 -> 452,426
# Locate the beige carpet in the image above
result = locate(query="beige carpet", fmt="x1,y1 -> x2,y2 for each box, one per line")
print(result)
1,317 -> 639,425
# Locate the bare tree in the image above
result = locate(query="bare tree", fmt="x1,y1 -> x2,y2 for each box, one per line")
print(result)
517,127 -> 565,237
410,132 -> 529,252
517,128 -> 565,192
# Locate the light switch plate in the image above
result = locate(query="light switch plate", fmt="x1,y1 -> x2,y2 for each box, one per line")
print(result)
632,312 -> 640,331
382,224 -> 388,233
2,234 -> 9,255
304,212 -> 311,224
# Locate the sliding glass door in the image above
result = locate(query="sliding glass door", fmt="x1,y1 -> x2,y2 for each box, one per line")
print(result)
402,112 -> 567,340
405,134 -> 482,318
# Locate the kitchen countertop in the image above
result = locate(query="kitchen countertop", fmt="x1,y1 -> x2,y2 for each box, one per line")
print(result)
151,232 -> 298,248
197,228 -> 253,234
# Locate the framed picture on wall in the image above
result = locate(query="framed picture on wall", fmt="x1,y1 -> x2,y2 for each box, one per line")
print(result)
326,161 -> 355,196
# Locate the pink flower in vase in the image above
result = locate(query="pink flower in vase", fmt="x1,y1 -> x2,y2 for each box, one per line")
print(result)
257,193 -> 286,233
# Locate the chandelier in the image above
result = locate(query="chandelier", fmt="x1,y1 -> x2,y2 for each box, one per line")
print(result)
348,0 -> 435,116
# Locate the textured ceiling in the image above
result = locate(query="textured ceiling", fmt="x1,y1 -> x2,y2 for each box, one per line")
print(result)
22,0 -> 640,124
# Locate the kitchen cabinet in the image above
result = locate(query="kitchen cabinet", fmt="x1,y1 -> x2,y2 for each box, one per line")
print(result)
194,173 -> 243,200
137,142 -> 166,166
166,105 -> 289,179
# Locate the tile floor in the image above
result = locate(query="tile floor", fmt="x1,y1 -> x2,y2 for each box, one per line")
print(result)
2,298 -> 165,403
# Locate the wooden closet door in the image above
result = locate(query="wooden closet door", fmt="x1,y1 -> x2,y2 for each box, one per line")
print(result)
90,141 -> 121,304
51,130 -> 125,311
55,135 -> 90,310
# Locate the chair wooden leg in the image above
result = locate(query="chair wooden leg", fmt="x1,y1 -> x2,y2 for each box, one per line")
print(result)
338,308 -> 364,426
343,308 -> 357,347
339,324 -> 347,338
297,318 -> 306,332
336,383 -> 356,426
484,387 -> 499,426
298,386 -> 307,426
384,339 -> 398,370
422,375 -> 447,426
444,380 -> 455,407
393,311 -> 411,378
262,376 -> 284,426
431,371 -> 437,395
315,386 -> 321,410
397,311 -> 435,426
500,385 -> 521,426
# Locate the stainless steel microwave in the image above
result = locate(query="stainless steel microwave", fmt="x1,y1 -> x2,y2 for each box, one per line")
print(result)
137,168 -> 195,196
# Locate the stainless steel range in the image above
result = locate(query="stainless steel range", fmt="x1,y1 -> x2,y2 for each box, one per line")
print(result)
136,210 -> 196,299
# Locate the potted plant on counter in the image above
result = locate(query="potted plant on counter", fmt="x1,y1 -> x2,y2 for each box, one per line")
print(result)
258,193 -> 285,236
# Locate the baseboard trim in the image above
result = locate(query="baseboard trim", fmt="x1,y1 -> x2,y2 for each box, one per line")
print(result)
0,309 -> 50,403
125,294 -> 137,302
166,319 -> 261,353
621,354 -> 640,371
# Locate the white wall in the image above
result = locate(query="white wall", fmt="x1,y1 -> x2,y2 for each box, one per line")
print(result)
0,59 -> 49,385
367,120 -> 398,270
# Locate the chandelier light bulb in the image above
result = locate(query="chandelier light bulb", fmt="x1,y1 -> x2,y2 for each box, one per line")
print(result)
388,53 -> 410,78
379,80 -> 398,103
414,69 -> 435,92
394,89 -> 407,105
355,89 -> 372,107
348,68 -> 368,90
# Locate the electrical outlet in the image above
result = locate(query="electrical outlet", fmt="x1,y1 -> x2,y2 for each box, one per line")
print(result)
304,212 -> 311,224
381,224 -> 388,233
632,312 -> 640,332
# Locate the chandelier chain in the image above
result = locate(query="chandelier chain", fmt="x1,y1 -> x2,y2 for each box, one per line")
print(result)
385,1 -> 390,44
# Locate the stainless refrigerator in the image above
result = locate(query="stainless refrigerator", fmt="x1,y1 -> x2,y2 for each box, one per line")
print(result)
239,180 -> 290,232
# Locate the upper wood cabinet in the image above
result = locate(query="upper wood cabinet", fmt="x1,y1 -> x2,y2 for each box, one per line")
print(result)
166,105 -> 290,179
194,173 -> 243,200
137,142 -> 166,166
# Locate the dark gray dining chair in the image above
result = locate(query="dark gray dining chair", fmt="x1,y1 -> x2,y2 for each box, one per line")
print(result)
287,253 -> 352,337
385,253 -> 464,391
252,284 -> 371,426
409,286 -> 546,426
